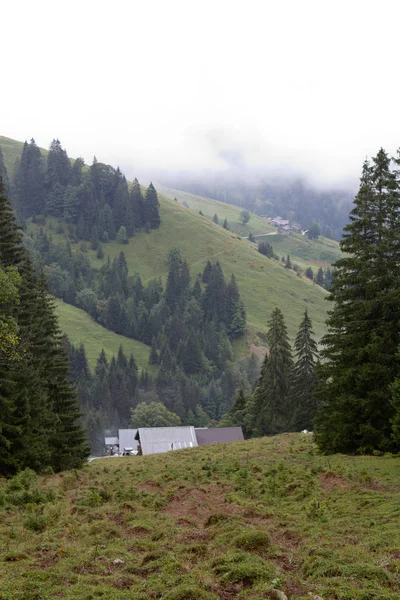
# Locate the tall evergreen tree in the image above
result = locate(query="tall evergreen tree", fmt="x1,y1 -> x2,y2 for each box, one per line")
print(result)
289,310 -> 319,431
0,180 -> 88,474
12,139 -> 45,218
251,308 -> 293,435
0,146 -> 9,192
144,182 -> 160,229
315,151 -> 400,454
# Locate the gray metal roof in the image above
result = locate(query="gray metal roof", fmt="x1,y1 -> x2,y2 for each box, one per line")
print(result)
138,426 -> 198,456
195,427 -> 244,446
118,429 -> 138,451
105,436 -> 119,446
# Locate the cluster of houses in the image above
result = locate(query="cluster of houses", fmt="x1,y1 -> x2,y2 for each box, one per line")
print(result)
104,426 -> 244,457
265,216 -> 304,235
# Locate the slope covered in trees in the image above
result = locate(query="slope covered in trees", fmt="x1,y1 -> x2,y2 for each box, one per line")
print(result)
0,136 -> 329,344
0,178 -> 88,475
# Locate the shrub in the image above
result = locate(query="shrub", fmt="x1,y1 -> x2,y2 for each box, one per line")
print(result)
233,529 -> 271,552
212,551 -> 275,584
24,513 -> 47,533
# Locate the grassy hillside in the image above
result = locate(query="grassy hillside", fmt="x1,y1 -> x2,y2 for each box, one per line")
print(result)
42,195 -> 330,343
156,182 -> 276,237
55,300 -> 154,373
1,434 -> 399,600
1,135 -> 330,346
157,183 -> 342,269
256,232 -> 342,269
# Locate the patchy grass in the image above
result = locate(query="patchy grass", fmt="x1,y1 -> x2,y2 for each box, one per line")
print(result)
0,434 -> 399,599
54,299 -> 155,373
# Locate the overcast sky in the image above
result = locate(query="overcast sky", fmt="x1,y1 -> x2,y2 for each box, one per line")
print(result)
2,0 -> 400,187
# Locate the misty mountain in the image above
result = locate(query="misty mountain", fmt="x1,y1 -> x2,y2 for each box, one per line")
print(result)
153,168 -> 354,240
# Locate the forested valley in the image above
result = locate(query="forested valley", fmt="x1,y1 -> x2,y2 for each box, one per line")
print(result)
1,138 -> 400,466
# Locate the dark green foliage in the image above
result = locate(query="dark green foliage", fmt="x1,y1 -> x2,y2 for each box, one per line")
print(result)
96,243 -> 104,259
144,182 -> 160,229
223,217 -> 229,229
285,254 -> 292,269
248,231 -> 256,243
240,209 -> 250,224
307,221 -> 321,239
258,241 -> 273,257
251,308 -> 293,435
315,150 -> 400,454
305,266 -> 314,280
289,310 -> 318,430
0,146 -> 9,192
149,337 -> 159,365
0,183 -> 88,474
9,140 -> 160,243
224,386 -> 251,437
12,139 -> 45,218
315,267 -> 324,286
213,213 -> 219,224
117,225 -> 129,244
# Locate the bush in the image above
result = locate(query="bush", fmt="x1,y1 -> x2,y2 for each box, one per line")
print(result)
233,529 -> 271,551
24,513 -> 47,533
212,551 -> 275,584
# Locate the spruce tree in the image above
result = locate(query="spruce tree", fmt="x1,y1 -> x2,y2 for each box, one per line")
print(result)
289,310 -> 319,431
0,180 -> 88,473
223,217 -> 229,229
251,308 -> 293,435
315,151 -> 400,454
213,213 -> 219,224
315,267 -> 324,286
144,182 -> 160,229
0,146 -> 9,192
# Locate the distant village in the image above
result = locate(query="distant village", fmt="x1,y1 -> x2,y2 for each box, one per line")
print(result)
263,216 -> 307,235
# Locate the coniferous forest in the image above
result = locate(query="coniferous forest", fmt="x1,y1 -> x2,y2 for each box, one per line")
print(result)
0,177 -> 89,475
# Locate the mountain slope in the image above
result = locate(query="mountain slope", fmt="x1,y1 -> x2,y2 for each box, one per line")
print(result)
156,182 -> 276,237
55,300 -> 153,372
1,135 -> 330,345
158,182 -> 342,268
51,195 -> 329,342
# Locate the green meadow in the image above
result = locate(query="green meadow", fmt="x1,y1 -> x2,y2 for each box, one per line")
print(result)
0,433 -> 398,600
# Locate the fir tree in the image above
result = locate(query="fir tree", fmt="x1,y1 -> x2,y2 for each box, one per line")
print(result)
305,267 -> 314,280
289,310 -> 319,431
213,213 -> 219,224
117,225 -> 129,244
315,267 -> 324,286
251,308 -> 293,435
0,146 -> 9,192
149,337 -> 159,365
223,217 -> 229,229
0,182 -> 88,473
315,152 -> 400,454
144,183 -> 160,229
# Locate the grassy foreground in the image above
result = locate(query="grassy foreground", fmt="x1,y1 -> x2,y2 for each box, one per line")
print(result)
0,434 -> 399,600
54,299 -> 154,373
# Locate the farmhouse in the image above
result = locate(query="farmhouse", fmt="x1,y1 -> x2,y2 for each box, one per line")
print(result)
104,426 -> 244,457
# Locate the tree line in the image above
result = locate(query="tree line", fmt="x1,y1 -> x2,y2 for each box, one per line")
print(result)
2,138 -> 160,242
0,178 -> 88,475
224,308 -> 318,436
